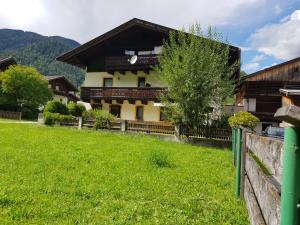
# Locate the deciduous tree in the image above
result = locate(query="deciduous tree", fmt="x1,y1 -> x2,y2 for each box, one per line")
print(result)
157,23 -> 239,125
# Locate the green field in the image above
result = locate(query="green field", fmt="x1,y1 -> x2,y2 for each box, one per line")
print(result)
0,122 -> 248,224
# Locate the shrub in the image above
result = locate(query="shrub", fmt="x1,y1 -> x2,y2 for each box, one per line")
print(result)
83,109 -> 115,129
44,112 -> 75,126
94,110 -> 115,129
228,111 -> 259,129
149,150 -> 174,168
82,109 -> 96,119
67,102 -> 86,117
44,100 -> 69,115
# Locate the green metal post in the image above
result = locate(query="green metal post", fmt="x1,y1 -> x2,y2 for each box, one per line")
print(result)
232,128 -> 236,165
280,127 -> 300,225
235,128 -> 242,197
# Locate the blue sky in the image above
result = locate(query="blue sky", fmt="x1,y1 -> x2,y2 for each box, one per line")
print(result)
0,0 -> 299,75
218,0 -> 300,74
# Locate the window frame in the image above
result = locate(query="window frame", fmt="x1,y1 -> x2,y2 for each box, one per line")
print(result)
110,105 -> 121,118
103,78 -> 113,87
137,77 -> 146,87
135,105 -> 144,121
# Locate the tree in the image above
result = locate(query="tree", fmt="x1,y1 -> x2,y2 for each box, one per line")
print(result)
0,65 -> 52,116
156,23 -> 239,125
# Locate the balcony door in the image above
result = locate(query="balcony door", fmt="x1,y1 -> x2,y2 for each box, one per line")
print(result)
103,78 -> 113,87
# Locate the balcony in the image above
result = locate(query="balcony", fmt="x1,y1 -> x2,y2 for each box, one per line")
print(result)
81,87 -> 167,102
105,55 -> 158,72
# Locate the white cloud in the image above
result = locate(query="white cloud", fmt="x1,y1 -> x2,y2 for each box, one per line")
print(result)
0,0 -> 293,43
250,10 -> 300,61
242,62 -> 260,72
240,46 -> 252,51
252,54 -> 265,62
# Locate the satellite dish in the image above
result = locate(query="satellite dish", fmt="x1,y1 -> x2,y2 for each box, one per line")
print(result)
128,55 -> 138,64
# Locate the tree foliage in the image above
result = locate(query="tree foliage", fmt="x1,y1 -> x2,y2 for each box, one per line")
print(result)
67,102 -> 86,117
44,100 -> 69,115
0,65 -> 52,113
156,23 -> 239,125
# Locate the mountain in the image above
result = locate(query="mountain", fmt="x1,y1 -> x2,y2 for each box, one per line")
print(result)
0,29 -> 84,86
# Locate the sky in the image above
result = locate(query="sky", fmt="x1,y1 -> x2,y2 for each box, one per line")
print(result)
0,0 -> 300,74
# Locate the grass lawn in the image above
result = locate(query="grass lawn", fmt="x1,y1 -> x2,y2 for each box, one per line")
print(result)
0,123 -> 249,224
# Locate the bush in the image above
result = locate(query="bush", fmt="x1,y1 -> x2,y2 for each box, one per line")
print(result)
94,110 -> 115,129
67,102 -> 86,117
228,111 -> 259,129
149,150 -> 174,168
44,100 -> 69,115
44,112 -> 75,126
21,106 -> 39,120
83,109 -> 115,129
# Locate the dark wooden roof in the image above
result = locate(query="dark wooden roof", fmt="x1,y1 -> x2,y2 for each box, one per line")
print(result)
45,75 -> 78,92
0,56 -> 17,71
56,18 -> 240,71
245,56 -> 300,82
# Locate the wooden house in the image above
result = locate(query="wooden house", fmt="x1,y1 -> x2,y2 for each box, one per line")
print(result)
45,76 -> 79,103
57,18 -> 240,122
236,57 -> 300,132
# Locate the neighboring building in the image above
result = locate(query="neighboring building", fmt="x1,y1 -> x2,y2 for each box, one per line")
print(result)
235,56 -> 300,132
0,56 -> 17,71
57,18 -> 240,122
45,76 -> 79,104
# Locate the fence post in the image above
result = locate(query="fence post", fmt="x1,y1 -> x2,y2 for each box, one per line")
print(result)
121,120 -> 127,132
280,126 -> 300,225
78,117 -> 83,130
232,128 -> 236,165
235,127 -> 242,197
240,128 -> 246,198
274,105 -> 300,225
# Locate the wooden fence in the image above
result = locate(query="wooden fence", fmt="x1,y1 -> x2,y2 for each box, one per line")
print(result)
127,120 -> 175,135
239,131 -> 283,225
0,110 -> 21,120
54,117 -> 231,140
179,125 -> 232,141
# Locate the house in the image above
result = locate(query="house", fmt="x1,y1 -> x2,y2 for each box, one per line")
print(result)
0,56 -> 17,71
57,18 -> 240,122
45,75 -> 79,104
235,56 -> 300,132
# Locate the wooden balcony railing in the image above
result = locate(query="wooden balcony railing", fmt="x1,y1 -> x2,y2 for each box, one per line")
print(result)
81,87 -> 167,101
105,55 -> 158,71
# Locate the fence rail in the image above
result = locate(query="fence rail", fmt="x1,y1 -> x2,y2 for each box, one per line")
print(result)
0,110 -> 21,120
127,120 -> 175,135
179,125 -> 232,141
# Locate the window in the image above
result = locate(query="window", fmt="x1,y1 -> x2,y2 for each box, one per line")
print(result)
136,106 -> 144,120
138,77 -> 146,87
55,86 -> 60,91
110,105 -> 121,118
160,107 -> 167,121
103,78 -> 113,87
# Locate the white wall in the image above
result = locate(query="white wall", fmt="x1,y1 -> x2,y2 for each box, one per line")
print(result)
53,95 -> 68,104
243,98 -> 256,112
82,71 -> 164,87
101,100 -> 161,122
